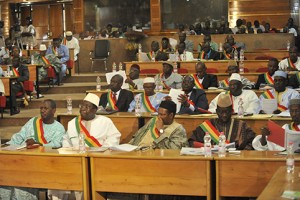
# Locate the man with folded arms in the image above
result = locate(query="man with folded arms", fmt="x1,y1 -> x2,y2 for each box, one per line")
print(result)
49,93 -> 120,200
259,71 -> 300,114
193,61 -> 218,89
209,73 -> 260,114
254,58 -> 279,89
128,77 -> 167,112
189,94 -> 255,150
253,98 -> 300,151
129,100 -> 187,149
0,99 -> 65,200
100,74 -> 134,111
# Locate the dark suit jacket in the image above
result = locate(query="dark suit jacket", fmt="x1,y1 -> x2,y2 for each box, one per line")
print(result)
198,49 -> 220,60
179,89 -> 209,115
201,73 -> 218,89
288,73 -> 300,89
16,65 -> 29,83
254,73 -> 267,89
99,89 -> 134,112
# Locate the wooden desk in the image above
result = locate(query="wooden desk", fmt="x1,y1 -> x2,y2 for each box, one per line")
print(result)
0,147 -> 90,199
215,151 -> 300,200
258,166 -> 300,200
89,149 -> 212,200
125,60 -> 269,74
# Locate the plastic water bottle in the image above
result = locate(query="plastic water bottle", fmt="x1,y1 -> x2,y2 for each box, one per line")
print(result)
239,61 -> 244,74
30,43 -> 33,50
78,131 -> 86,154
175,50 -> 179,61
240,49 -> 244,61
66,97 -> 72,114
26,43 -> 29,50
135,95 -> 141,117
219,42 -> 223,51
183,51 -> 186,61
31,55 -> 35,64
218,132 -> 226,157
173,62 -> 178,73
138,44 -> 142,53
118,62 -> 123,71
96,76 -> 101,91
238,98 -> 244,117
112,62 -> 117,72
6,66 -> 11,77
151,52 -> 155,62
156,78 -> 163,92
286,141 -> 295,173
234,49 -> 238,61
204,132 -> 212,157
287,40 -> 291,51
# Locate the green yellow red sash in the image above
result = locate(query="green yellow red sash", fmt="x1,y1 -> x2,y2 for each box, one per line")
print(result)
62,38 -> 67,45
147,51 -> 155,60
288,122 -> 300,131
149,117 -> 160,140
107,91 -> 118,110
41,56 -> 51,66
160,73 -> 170,90
288,58 -> 296,69
277,104 -> 288,111
261,90 -> 275,99
75,116 -> 102,147
264,72 -> 274,85
51,46 -> 57,55
192,74 -> 204,89
11,67 -> 19,77
220,79 -> 229,87
199,51 -> 205,59
33,117 -> 48,144
141,93 -> 156,112
199,120 -> 229,144
223,50 -> 231,59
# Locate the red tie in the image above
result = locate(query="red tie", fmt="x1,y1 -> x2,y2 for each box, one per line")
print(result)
112,92 -> 117,102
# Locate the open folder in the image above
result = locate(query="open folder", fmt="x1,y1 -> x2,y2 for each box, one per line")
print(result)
267,120 -> 285,147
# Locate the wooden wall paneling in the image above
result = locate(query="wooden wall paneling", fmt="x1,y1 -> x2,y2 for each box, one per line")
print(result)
150,0 -> 161,32
49,4 -> 63,38
73,0 -> 84,34
31,5 -> 49,41
1,2 -> 10,37
65,4 -> 74,33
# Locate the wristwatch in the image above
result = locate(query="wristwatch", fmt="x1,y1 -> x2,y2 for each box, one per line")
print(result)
159,129 -> 164,134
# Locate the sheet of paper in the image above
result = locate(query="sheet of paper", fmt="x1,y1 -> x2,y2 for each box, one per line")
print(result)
105,70 -> 129,89
169,88 -> 184,113
1,144 -> 26,151
261,98 -> 277,114
180,147 -> 204,155
88,147 -> 109,152
276,110 -> 291,117
109,144 -> 138,152
285,129 -> 300,151
251,114 -> 273,119
57,147 -> 79,154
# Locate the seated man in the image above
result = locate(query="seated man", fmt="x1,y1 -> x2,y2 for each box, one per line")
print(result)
198,41 -> 220,60
128,77 -> 167,112
197,34 -> 218,53
192,61 -> 218,89
225,34 -> 245,50
220,42 -> 234,60
0,38 -> 13,64
50,93 -> 120,200
177,42 -> 194,61
254,58 -> 279,89
125,64 -> 143,90
288,72 -> 300,88
154,61 -> 183,89
63,31 -> 80,62
100,74 -> 134,111
0,99 -> 65,200
253,98 -> 300,151
219,61 -> 254,89
209,73 -> 260,114
279,46 -> 300,71
129,100 -> 188,149
259,71 -> 300,114
189,94 -> 255,150
147,40 -> 160,61
161,37 -> 174,53
46,37 -> 69,84
178,75 -> 209,114
178,32 -> 194,52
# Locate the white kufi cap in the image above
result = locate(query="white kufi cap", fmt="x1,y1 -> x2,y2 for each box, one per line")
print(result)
229,73 -> 242,82
84,93 -> 99,107
274,70 -> 287,78
143,77 -> 155,84
39,44 -> 47,51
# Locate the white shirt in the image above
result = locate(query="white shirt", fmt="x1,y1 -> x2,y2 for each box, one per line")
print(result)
209,90 -> 260,114
64,37 -> 80,61
279,57 -> 300,71
180,51 -> 194,61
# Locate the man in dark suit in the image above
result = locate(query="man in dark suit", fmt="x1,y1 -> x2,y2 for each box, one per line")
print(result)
254,58 -> 279,89
100,74 -> 134,112
192,61 -> 218,89
289,72 -> 300,88
178,75 -> 209,114
198,42 -> 220,60
11,56 -> 29,114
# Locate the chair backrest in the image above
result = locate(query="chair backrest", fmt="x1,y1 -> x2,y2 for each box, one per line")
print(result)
95,40 -> 110,58
206,68 -> 219,73
47,67 -> 56,78
23,81 -> 34,92
140,69 -> 160,74
255,56 -> 274,60
256,67 -> 268,72
177,68 -> 188,74
0,96 -> 6,108
66,60 -> 74,69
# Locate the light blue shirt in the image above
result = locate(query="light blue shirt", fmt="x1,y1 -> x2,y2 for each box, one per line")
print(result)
46,44 -> 70,63
128,92 -> 167,112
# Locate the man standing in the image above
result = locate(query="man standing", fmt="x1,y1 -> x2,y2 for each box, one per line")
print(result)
189,94 -> 255,150
259,71 -> 300,114
154,61 -> 183,90
178,32 -> 194,52
254,58 -> 279,89
192,61 -> 218,89
63,31 -> 80,62
0,99 -> 65,200
178,75 -> 208,114
128,77 -> 167,112
46,38 -> 69,84
279,46 -> 300,71
129,100 -> 188,149
100,74 -> 134,111
209,73 -> 260,114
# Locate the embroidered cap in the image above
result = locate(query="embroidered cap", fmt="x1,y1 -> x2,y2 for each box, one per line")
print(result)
217,94 -> 232,108
143,77 -> 155,84
162,61 -> 174,68
39,44 -> 47,51
227,60 -> 238,67
66,31 -> 73,36
84,93 -> 99,107
274,70 -> 287,78
289,98 -> 300,106
229,73 -> 242,82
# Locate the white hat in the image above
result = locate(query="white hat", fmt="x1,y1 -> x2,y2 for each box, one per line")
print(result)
66,31 -> 73,36
217,94 -> 232,108
229,73 -> 242,82
274,70 -> 287,78
83,93 -> 99,107
39,44 -> 47,51
143,77 -> 155,84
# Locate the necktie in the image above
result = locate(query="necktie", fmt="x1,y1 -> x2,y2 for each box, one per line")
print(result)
112,92 -> 117,102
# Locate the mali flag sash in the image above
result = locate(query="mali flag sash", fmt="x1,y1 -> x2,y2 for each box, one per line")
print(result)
199,120 -> 229,144
62,38 -> 67,45
41,56 -> 51,66
289,122 -> 300,131
107,91 -> 118,110
261,90 -> 275,99
223,50 -> 231,59
146,51 -> 155,60
264,73 -> 274,85
51,46 -> 57,55
11,67 -> 19,77
33,117 -> 48,144
75,116 -> 102,147
288,58 -> 297,69
199,51 -> 205,59
277,104 -> 288,112
192,74 -> 203,89
141,93 -> 156,112
149,117 -> 160,140
220,79 -> 229,87
160,73 -> 170,90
